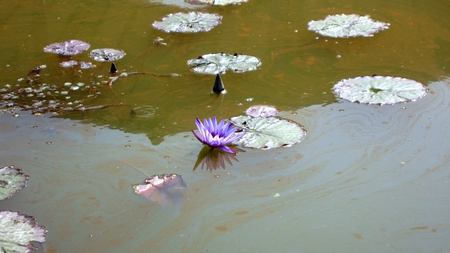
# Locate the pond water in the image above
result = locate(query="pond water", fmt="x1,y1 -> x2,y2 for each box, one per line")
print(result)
1,0 -> 450,252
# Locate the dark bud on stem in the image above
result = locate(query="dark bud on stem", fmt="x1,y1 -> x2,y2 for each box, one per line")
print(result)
110,62 -> 118,74
212,73 -> 226,94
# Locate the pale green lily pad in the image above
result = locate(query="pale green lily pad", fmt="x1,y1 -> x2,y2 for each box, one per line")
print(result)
185,0 -> 248,6
333,76 -> 428,105
0,165 -> 29,201
230,116 -> 306,150
89,48 -> 126,62
152,12 -> 222,33
0,211 -> 46,253
187,53 -> 262,74
308,14 -> 390,38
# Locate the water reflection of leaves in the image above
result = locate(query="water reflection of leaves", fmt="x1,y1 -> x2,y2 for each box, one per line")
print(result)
193,146 -> 245,171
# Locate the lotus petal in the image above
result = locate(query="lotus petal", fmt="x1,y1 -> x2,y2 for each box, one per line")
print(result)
152,12 -> 222,33
89,48 -> 126,62
43,39 -> 90,56
333,76 -> 428,105
185,0 -> 248,6
187,53 -> 262,74
0,165 -> 28,201
308,14 -> 390,38
230,116 -> 306,149
0,211 -> 46,253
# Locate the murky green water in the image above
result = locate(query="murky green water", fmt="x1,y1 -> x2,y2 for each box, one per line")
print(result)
1,0 -> 450,252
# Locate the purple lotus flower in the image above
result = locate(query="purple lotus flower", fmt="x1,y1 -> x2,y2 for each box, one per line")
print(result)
192,117 -> 243,154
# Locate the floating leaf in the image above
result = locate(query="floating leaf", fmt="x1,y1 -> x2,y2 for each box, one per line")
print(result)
246,105 -> 278,118
59,60 -> 78,68
0,211 -> 46,253
186,0 -> 248,6
230,116 -> 306,149
187,53 -> 262,74
308,14 -> 390,38
132,174 -> 187,205
43,39 -> 90,56
152,12 -> 222,33
89,48 -> 126,62
79,61 -> 96,69
333,76 -> 428,105
0,165 -> 29,201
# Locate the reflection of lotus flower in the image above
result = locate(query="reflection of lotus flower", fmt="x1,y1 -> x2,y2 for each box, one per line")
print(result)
193,146 -> 244,171
192,117 -> 243,154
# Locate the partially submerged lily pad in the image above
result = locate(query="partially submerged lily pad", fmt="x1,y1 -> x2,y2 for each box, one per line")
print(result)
152,12 -> 222,33
89,48 -> 126,62
246,105 -> 278,118
333,76 -> 428,105
0,211 -> 46,253
230,116 -> 306,149
0,165 -> 28,201
308,14 -> 390,38
133,174 -> 187,205
187,53 -> 262,74
43,39 -> 90,56
186,0 -> 248,6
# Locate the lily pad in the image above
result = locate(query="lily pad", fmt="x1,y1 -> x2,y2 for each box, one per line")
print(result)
246,105 -> 278,118
0,211 -> 46,253
152,12 -> 222,33
43,39 -> 90,56
308,14 -> 390,38
59,60 -> 78,68
187,53 -> 262,74
133,173 -> 187,205
0,165 -> 29,201
230,116 -> 306,149
185,0 -> 248,6
333,76 -> 428,105
89,48 -> 126,62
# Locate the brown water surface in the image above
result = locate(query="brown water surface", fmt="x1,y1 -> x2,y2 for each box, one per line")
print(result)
1,0 -> 450,252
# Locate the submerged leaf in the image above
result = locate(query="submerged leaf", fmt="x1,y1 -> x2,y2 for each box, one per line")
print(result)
152,12 -> 222,33
0,211 -> 46,253
133,174 -> 187,205
187,52 -> 262,74
333,76 -> 428,105
230,116 -> 306,149
89,48 -> 126,62
0,165 -> 28,201
308,14 -> 390,38
186,0 -> 248,6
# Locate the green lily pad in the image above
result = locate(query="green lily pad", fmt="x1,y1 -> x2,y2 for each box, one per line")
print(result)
308,14 -> 390,38
0,165 -> 29,201
152,12 -> 222,33
333,76 -> 428,105
186,0 -> 248,6
187,53 -> 262,74
0,211 -> 47,253
230,116 -> 306,150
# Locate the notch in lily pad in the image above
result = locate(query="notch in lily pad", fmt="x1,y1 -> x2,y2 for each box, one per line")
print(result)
89,48 -> 126,74
0,211 -> 47,253
230,110 -> 306,150
308,14 -> 390,38
187,52 -> 262,75
186,0 -> 249,6
333,75 -> 428,105
0,165 -> 29,201
152,12 -> 222,33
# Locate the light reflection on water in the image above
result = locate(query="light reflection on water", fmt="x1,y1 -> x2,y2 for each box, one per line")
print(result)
1,80 -> 449,252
